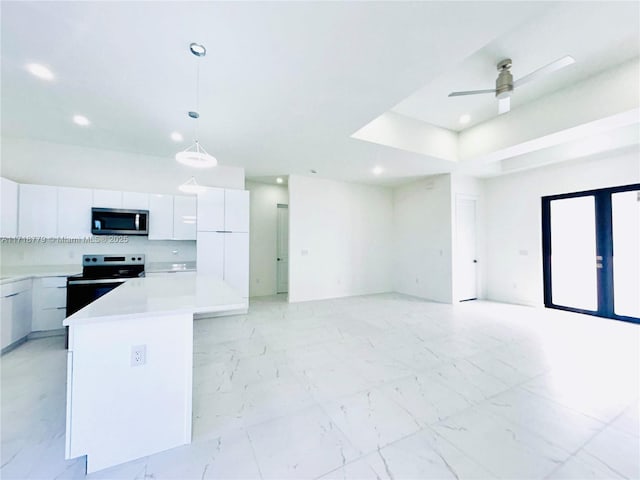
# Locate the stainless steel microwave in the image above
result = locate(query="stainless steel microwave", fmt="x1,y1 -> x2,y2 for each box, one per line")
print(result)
91,208 -> 149,235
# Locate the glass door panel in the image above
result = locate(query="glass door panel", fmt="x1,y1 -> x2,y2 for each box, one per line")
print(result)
550,196 -> 597,311
612,190 -> 640,318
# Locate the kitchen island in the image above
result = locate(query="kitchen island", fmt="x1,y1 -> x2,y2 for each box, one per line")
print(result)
63,273 -> 247,473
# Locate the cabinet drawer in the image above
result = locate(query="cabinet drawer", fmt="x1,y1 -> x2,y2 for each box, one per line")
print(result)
33,307 -> 66,332
40,276 -> 67,288
1,279 -> 32,297
37,286 -> 66,309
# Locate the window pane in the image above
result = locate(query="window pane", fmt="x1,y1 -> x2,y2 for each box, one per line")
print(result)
612,190 -> 640,318
551,196 -> 597,311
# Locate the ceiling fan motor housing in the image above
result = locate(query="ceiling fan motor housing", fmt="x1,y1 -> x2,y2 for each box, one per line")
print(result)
495,58 -> 514,99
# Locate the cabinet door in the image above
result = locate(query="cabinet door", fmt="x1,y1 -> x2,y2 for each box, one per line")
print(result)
196,231 -> 224,278
224,232 -> 249,297
1,177 -> 18,237
19,184 -> 58,237
173,195 -> 197,240
92,189 -> 122,208
1,294 -> 14,350
224,190 -> 250,232
122,192 -> 149,210
58,187 -> 92,237
196,188 -> 225,232
148,194 -> 174,240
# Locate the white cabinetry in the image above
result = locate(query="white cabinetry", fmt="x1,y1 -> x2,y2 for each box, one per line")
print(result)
19,184 -> 58,237
58,187 -> 92,237
224,190 -> 250,232
1,177 -> 18,237
196,232 -> 225,278
93,189 -> 122,208
148,194 -> 174,240
197,188 -> 225,231
223,232 -> 250,297
1,279 -> 32,351
32,276 -> 67,332
196,188 -> 250,298
173,196 -> 197,240
122,192 -> 149,210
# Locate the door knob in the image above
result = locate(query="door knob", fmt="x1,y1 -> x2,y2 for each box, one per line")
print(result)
277,258 -> 281,261
473,259 -> 478,263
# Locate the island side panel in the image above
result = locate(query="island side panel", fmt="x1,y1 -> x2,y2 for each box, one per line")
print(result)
66,313 -> 194,473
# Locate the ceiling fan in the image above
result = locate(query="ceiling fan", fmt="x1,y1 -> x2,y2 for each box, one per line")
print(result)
448,55 -> 575,114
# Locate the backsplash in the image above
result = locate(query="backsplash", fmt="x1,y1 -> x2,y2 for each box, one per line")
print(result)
0,237 -> 196,267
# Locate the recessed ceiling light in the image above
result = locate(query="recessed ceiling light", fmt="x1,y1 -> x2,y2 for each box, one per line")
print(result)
73,115 -> 90,126
26,63 -> 54,80
459,114 -> 471,124
189,43 -> 206,57
276,177 -> 283,184
170,132 -> 183,142
373,166 -> 383,175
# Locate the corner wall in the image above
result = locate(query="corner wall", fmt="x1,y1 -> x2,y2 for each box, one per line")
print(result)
288,175 -> 393,303
245,181 -> 289,297
483,149 -> 640,306
392,174 -> 453,303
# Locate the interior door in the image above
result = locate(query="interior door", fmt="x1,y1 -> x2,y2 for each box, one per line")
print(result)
276,205 -> 289,294
456,197 -> 477,301
542,183 -> 640,323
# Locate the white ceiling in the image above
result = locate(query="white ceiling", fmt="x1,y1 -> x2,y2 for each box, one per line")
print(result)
1,2 -> 638,186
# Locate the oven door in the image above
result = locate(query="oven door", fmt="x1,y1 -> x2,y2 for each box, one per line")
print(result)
66,278 -> 127,316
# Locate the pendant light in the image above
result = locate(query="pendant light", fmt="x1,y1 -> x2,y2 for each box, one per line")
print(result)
178,176 -> 206,194
175,42 -> 217,168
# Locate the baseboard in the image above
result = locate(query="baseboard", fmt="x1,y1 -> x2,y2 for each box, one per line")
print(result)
1,336 -> 28,355
28,329 -> 66,340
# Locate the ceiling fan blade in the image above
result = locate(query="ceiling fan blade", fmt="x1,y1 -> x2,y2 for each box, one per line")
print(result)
513,55 -> 575,88
448,89 -> 496,97
498,96 -> 510,114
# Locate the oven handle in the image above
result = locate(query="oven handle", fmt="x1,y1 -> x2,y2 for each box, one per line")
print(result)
67,278 -> 128,286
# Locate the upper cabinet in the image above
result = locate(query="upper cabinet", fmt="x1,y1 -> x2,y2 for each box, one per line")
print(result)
122,192 -> 149,210
1,177 -> 18,237
92,189 -> 122,208
224,190 -> 250,233
19,184 -> 58,237
197,188 -> 225,232
148,194 -> 174,240
197,188 -> 248,233
173,195 -> 197,240
58,187 -> 92,237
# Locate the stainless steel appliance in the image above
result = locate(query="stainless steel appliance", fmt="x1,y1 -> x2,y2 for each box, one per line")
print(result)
91,208 -> 149,235
66,254 -> 146,317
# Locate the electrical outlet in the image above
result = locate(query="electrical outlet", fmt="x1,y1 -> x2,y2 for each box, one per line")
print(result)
131,345 -> 146,366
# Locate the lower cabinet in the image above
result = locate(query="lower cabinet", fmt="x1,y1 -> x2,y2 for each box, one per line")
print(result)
1,280 -> 33,351
32,276 -> 67,332
196,231 -> 249,298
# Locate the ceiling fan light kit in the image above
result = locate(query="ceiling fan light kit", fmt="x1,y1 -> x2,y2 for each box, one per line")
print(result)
448,55 -> 575,115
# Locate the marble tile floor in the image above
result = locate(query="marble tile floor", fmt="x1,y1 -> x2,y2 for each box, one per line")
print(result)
1,294 -> 639,479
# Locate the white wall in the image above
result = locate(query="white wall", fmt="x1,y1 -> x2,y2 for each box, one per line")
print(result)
1,137 -> 245,192
392,174 -> 453,303
245,181 -> 289,297
483,150 -> 640,306
450,173 -> 485,302
288,175 -> 393,303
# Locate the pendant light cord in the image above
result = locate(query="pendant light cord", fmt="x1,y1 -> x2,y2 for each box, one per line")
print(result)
194,59 -> 200,145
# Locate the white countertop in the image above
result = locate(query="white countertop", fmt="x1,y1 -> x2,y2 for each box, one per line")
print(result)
63,273 -> 246,326
0,265 -> 82,284
0,262 -> 197,284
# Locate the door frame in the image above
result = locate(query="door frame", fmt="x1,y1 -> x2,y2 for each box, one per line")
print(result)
276,203 -> 289,294
541,183 -> 640,324
455,194 -> 479,302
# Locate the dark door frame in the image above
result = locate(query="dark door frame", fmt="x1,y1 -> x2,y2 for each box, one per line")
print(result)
541,183 -> 640,324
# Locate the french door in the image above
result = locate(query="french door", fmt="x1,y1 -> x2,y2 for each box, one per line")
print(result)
542,183 -> 640,323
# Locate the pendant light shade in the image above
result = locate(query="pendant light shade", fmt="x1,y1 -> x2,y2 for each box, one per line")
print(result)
175,141 -> 217,168
175,42 -> 218,169
178,176 -> 206,194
